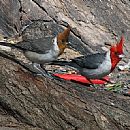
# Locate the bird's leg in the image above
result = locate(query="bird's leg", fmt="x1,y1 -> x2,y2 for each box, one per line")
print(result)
40,64 -> 55,78
32,63 -> 53,79
100,78 -> 113,84
85,77 -> 96,88
86,78 -> 93,84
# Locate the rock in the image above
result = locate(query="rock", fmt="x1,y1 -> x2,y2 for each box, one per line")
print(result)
118,59 -> 130,71
0,0 -> 21,36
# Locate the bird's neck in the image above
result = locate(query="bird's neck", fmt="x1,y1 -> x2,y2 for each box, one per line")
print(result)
52,37 -> 67,56
57,38 -> 67,56
58,43 -> 67,56
110,51 -> 121,72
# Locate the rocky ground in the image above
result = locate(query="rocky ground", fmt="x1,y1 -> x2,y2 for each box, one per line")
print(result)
0,1 -> 130,129
0,19 -> 130,97
1,32 -> 130,96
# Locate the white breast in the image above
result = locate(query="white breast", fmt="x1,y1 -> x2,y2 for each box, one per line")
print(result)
24,37 -> 60,64
81,51 -> 112,79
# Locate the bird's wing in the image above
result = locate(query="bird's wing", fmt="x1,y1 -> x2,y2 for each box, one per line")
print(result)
16,37 -> 55,54
72,53 -> 106,69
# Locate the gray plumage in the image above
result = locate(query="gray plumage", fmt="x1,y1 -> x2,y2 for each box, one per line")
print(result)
72,53 -> 107,69
51,51 -> 112,79
0,37 -> 55,54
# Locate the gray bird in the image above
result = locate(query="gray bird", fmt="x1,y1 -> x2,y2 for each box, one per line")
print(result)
0,24 -> 71,77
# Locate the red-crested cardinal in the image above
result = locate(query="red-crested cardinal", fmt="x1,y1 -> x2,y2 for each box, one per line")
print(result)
0,24 -> 71,77
51,36 -> 125,83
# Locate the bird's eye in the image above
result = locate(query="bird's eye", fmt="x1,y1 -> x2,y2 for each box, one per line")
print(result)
62,39 -> 65,43
115,52 -> 119,56
52,39 -> 55,43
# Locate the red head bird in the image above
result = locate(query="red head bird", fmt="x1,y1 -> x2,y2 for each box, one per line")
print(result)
50,35 -> 125,83
110,36 -> 124,71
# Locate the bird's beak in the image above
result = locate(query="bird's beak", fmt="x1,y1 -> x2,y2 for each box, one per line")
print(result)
119,54 -> 125,58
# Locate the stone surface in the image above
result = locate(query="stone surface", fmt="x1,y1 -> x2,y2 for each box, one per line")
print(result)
0,0 -> 21,37
0,0 -> 130,129
1,0 -> 130,54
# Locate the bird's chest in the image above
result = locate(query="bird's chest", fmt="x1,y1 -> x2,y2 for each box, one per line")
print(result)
81,55 -> 112,79
39,43 -> 60,62
24,43 -> 60,63
51,41 -> 60,57
95,59 -> 111,78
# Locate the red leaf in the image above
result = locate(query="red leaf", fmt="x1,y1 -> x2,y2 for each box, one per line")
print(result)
54,74 -> 109,84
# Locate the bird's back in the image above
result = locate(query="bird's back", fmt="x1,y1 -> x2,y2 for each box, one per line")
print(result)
15,37 -> 55,54
74,52 -> 111,79
72,53 -> 107,69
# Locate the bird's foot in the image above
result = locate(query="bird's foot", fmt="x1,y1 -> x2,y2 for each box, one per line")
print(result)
32,63 -> 53,79
101,78 -> 114,84
90,84 -> 97,88
35,72 -> 53,79
85,77 -> 97,88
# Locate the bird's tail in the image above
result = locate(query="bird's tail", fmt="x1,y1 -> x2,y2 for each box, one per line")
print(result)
0,42 -> 26,51
50,60 -> 80,69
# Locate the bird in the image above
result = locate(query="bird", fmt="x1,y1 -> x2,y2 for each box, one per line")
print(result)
50,36 -> 125,83
0,24 -> 71,77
